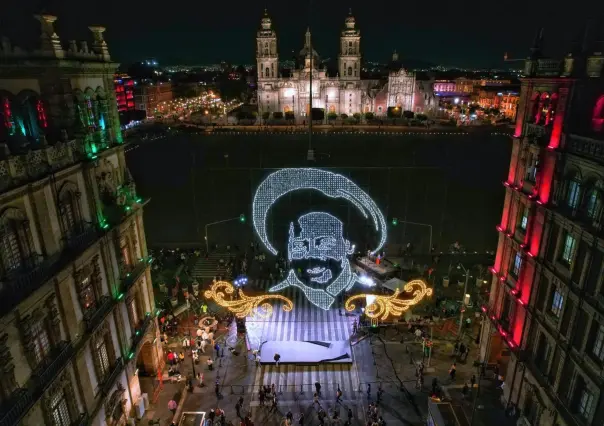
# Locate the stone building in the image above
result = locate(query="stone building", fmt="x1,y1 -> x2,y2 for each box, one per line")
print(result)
256,10 -> 416,118
0,14 -> 161,426
480,26 -> 604,426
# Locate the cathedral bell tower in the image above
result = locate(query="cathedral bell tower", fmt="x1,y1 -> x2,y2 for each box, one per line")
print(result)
256,10 -> 278,81
338,9 -> 361,81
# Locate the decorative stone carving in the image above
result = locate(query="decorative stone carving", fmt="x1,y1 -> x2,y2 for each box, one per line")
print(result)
105,382 -> 126,424
129,223 -> 139,260
45,293 -> 62,343
0,334 -> 18,399
18,312 -> 39,369
91,254 -> 102,292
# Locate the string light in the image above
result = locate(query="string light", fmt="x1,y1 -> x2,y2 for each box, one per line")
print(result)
252,168 -> 387,256
204,281 -> 293,319
345,279 -> 433,320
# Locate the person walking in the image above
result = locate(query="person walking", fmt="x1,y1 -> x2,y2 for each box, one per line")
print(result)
269,396 -> 278,413
215,380 -> 221,397
347,408 -> 353,423
259,388 -> 265,407
298,413 -> 305,425
315,381 -> 321,396
336,387 -> 343,403
449,363 -> 457,382
274,353 -> 281,366
168,399 -> 177,415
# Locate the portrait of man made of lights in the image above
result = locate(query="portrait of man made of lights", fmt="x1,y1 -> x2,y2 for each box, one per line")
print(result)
252,168 -> 387,310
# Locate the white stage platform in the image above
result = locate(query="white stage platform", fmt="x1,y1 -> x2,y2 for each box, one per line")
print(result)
260,340 -> 352,365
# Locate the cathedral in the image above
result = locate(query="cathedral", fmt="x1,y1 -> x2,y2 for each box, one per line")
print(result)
256,10 -> 417,118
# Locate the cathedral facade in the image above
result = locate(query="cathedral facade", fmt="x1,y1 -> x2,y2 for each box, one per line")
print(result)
256,11 -> 417,118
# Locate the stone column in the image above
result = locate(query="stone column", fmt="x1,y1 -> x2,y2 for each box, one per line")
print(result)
18,313 -> 40,369
45,293 -> 62,344
88,26 -> 111,61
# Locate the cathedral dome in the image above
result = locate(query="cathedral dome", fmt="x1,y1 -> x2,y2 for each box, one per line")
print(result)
261,10 -> 272,30
345,9 -> 355,29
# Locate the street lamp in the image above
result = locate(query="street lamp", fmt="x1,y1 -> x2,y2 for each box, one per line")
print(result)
456,263 -> 471,337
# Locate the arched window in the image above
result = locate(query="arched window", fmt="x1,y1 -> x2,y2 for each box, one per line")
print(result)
0,208 -> 33,277
0,96 -> 15,141
529,92 -> 540,123
265,67 -> 270,78
592,95 -> 604,132
348,67 -> 352,76
264,42 -> 269,56
58,185 -> 82,238
567,175 -> 581,209
585,181 -> 604,220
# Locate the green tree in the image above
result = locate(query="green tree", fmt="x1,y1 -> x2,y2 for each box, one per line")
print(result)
416,113 -> 428,121
387,107 -> 402,118
262,111 -> 270,120
340,113 -> 349,120
402,110 -> 414,120
327,112 -> 338,121
285,111 -> 295,121
364,112 -> 374,120
273,111 -> 284,120
311,108 -> 325,121
353,112 -> 361,122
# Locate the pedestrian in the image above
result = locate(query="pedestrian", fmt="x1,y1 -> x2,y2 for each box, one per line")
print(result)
459,342 -> 466,360
286,410 -> 293,421
315,381 -> 321,396
449,363 -> 457,381
178,351 -> 185,363
215,380 -> 221,397
462,382 -> 469,400
274,353 -> 281,366
353,320 -> 358,334
269,396 -> 278,413
453,340 -> 459,356
259,389 -> 265,406
236,401 -> 241,418
348,408 -> 353,422
271,383 -> 276,396
377,384 -> 383,403
336,387 -> 343,403
298,412 -> 305,425
471,374 -> 476,390
367,383 -> 371,399
168,399 -> 177,415
197,372 -> 204,387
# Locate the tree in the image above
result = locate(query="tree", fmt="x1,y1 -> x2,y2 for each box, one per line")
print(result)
402,110 -> 414,120
262,111 -> 270,120
236,110 -> 248,121
340,113 -> 349,120
416,113 -> 428,121
353,112 -> 361,122
364,112 -> 374,120
327,112 -> 338,121
311,108 -> 324,121
285,111 -> 295,121
387,107 -> 402,118
273,111 -> 284,120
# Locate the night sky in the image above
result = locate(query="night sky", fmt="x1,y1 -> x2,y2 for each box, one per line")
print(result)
0,0 -> 589,68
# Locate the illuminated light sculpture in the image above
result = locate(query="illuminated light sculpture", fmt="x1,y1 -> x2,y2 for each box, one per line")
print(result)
345,279 -> 434,320
204,281 -> 293,319
252,168 -> 387,310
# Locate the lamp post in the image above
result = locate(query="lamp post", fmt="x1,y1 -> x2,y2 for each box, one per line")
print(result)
457,263 -> 471,337
204,214 -> 246,252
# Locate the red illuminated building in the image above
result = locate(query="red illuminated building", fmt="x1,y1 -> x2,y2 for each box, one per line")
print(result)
480,27 -> 604,426
114,73 -> 135,113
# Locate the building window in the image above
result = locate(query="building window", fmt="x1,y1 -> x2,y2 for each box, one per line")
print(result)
519,205 -> 529,231
129,297 -> 140,328
79,276 -> 96,312
0,210 -> 33,277
59,190 -> 82,237
592,324 -> 604,362
561,233 -> 576,265
49,387 -> 72,426
578,387 -> 594,419
567,180 -> 581,209
95,334 -> 111,380
586,189 -> 602,220
348,67 -> 352,76
551,289 -> 564,318
512,252 -> 522,277
31,319 -> 51,364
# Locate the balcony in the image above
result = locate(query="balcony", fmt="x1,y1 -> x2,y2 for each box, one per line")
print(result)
0,225 -> 103,317
525,123 -> 552,145
130,314 -> 153,357
100,357 -> 124,396
566,134 -> 604,164
0,341 -> 75,426
84,295 -> 115,334
121,261 -> 150,295
0,140 -> 82,195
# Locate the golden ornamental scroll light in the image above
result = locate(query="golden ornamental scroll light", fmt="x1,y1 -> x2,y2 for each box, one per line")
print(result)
204,281 -> 293,319
345,279 -> 433,320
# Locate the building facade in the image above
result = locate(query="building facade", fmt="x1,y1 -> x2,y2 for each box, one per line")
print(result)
0,15 -> 161,426
480,27 -> 604,426
134,82 -> 172,117
256,10 -> 417,118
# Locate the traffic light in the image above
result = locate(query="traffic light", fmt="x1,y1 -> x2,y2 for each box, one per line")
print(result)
239,214 -> 246,223
392,217 -> 398,226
